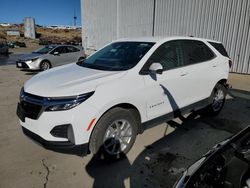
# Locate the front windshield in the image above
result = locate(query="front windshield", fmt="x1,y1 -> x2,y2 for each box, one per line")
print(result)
78,42 -> 155,71
34,46 -> 55,54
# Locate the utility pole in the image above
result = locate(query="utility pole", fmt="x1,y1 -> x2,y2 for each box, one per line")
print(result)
152,0 -> 156,36
116,0 -> 120,39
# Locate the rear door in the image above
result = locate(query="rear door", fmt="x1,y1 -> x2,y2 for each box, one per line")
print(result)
65,46 -> 81,63
178,40 -> 217,106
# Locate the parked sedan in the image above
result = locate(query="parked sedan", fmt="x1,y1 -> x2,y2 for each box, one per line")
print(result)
16,45 -> 86,71
174,125 -> 250,188
14,41 -> 26,48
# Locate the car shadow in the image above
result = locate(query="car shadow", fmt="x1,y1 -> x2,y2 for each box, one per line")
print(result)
85,155 -> 132,188
21,69 -> 40,75
0,52 -> 12,57
85,88 -> 250,188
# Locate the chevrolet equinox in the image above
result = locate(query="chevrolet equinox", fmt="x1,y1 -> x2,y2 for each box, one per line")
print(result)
17,37 -> 231,159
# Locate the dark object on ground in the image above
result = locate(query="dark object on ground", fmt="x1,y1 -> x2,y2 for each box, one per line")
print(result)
0,43 -> 9,54
14,41 -> 26,48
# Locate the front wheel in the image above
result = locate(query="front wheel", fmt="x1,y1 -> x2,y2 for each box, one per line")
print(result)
201,83 -> 227,116
89,107 -> 138,160
40,61 -> 51,71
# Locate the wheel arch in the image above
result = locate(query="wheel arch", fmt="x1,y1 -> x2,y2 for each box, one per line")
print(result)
208,78 -> 228,102
217,78 -> 228,87
40,59 -> 52,68
78,56 -> 85,61
91,102 -> 143,139
111,103 -> 142,133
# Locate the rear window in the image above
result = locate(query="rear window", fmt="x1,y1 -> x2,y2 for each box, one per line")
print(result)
208,42 -> 229,57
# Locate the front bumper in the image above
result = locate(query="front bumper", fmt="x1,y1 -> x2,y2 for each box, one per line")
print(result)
22,127 -> 89,156
16,61 -> 29,69
16,60 -> 40,70
17,95 -> 99,146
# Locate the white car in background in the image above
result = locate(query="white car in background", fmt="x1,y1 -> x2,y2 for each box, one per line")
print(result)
16,36 -> 231,159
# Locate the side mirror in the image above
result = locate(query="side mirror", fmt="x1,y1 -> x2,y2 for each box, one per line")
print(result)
149,63 -> 163,74
53,51 -> 59,55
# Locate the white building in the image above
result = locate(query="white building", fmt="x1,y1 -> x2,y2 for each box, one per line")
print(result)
81,0 -> 250,74
6,28 -> 20,36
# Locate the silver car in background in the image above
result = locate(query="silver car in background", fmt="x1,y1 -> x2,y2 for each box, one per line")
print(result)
16,45 -> 86,71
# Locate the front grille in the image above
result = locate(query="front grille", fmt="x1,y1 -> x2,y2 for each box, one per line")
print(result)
20,92 -> 44,120
16,61 -> 29,68
20,101 -> 42,119
21,62 -> 29,68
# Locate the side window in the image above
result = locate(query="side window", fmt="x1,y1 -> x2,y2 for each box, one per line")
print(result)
51,46 -> 66,54
181,40 -> 215,65
66,46 -> 80,53
147,41 -> 182,71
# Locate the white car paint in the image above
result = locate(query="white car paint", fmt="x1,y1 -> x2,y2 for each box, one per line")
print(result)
18,36 -> 230,151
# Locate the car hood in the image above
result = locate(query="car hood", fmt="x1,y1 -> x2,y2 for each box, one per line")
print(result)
19,53 -> 41,61
24,63 -> 127,97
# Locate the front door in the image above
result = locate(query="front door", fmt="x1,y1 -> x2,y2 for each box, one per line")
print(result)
142,40 -> 186,120
49,46 -> 70,66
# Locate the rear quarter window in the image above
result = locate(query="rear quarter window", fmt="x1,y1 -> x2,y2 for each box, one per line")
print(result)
66,46 -> 80,53
208,42 -> 229,57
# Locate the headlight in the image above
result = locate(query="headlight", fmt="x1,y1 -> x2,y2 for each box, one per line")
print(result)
25,60 -> 32,64
31,57 -> 39,62
25,58 -> 39,63
45,91 -> 94,111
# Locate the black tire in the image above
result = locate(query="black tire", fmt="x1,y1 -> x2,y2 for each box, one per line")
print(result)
201,83 -> 227,116
89,107 -> 138,160
40,60 -> 51,71
78,57 -> 85,62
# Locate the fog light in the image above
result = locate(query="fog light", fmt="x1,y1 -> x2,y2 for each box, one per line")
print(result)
67,125 -> 75,144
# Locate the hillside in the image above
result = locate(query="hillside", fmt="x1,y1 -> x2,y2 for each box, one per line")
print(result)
0,24 -> 82,47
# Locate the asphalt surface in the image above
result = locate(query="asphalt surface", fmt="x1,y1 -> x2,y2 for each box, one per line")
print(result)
0,54 -> 22,66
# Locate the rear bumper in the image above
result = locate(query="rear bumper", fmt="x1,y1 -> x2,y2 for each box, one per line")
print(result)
22,127 -> 89,156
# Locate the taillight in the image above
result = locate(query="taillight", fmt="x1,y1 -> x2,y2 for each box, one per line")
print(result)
229,60 -> 232,68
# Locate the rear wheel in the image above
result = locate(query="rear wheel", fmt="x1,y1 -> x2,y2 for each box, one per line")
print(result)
40,60 -> 51,71
201,83 -> 227,116
78,57 -> 85,62
89,107 -> 138,160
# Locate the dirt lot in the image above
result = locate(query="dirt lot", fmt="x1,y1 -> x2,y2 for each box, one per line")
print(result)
0,25 -> 82,44
0,64 -> 249,188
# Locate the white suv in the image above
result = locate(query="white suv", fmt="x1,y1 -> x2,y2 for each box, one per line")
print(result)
16,37 -> 231,159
